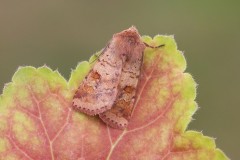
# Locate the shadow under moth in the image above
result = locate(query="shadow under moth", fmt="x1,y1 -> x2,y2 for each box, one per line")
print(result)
72,26 -> 164,129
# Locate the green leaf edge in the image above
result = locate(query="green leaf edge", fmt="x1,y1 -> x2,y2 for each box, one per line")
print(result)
0,35 -> 229,160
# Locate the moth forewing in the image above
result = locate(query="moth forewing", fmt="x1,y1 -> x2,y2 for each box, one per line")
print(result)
99,28 -> 146,129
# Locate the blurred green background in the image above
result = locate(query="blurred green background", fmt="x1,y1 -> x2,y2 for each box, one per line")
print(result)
0,1 -> 239,159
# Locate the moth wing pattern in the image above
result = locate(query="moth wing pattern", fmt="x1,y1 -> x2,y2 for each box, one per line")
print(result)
73,26 -> 147,127
99,32 -> 145,129
72,43 -> 124,115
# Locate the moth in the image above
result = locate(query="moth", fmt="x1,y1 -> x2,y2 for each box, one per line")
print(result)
72,26 -> 164,129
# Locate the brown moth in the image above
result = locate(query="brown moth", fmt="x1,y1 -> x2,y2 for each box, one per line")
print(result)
72,26 -> 163,129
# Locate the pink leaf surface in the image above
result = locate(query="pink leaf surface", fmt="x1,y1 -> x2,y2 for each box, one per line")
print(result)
0,35 -> 228,160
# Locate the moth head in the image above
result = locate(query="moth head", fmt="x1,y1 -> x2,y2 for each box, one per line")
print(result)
114,26 -> 141,45
113,26 -> 146,58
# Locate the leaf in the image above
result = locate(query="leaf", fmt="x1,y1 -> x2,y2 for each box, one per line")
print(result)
0,35 -> 229,160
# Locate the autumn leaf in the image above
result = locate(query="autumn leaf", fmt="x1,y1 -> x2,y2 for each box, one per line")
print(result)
0,35 -> 229,160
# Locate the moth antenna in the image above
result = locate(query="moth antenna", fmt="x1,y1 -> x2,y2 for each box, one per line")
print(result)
90,42 -> 110,64
144,42 -> 165,49
89,51 -> 104,64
